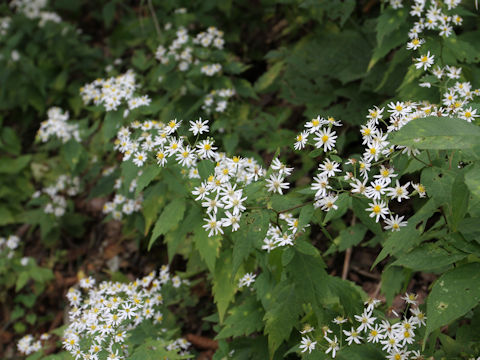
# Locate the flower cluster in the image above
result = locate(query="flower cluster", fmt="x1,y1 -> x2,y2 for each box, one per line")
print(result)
202,88 -> 236,113
299,293 -> 426,359
0,234 -> 20,259
17,333 -> 51,355
80,70 -> 151,114
37,107 -> 80,144
261,212 -> 307,252
10,0 -> 62,27
102,193 -> 143,221
61,266 -> 188,360
0,17 -> 11,37
403,0 -> 464,40
155,26 -> 224,73
32,174 -> 80,217
115,117 -> 271,237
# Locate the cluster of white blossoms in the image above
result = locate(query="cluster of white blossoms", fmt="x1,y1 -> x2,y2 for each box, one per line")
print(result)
102,193 -> 143,221
402,0 -> 464,40
155,26 -> 225,74
202,88 -> 236,113
80,70 -> 151,114
296,74 -> 479,231
17,333 -> 51,355
0,17 -> 11,37
10,0 -> 62,27
0,234 -> 20,259
32,174 -> 80,217
299,293 -> 426,359
261,212 -> 307,252
37,107 -> 80,144
114,117 -> 274,237
60,266 -> 189,360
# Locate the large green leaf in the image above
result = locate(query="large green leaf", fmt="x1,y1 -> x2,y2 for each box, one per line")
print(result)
216,296 -> 264,339
212,250 -> 237,323
390,117 -> 480,150
193,223 -> 222,273
148,197 -> 186,250
426,263 -> 480,341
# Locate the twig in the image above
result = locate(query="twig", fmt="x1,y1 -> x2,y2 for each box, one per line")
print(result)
342,248 -> 352,280
147,0 -> 161,38
411,153 -> 431,167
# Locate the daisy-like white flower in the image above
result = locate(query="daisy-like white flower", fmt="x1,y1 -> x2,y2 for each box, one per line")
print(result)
238,273 -> 256,288
410,307 -> 426,326
300,324 -> 315,334
270,158 -> 294,176
317,193 -> 338,212
196,139 -> 217,159
314,127 -> 338,152
332,316 -> 348,324
355,310 -> 376,332
386,180 -> 410,202
412,183 -> 427,197
294,131 -> 309,150
365,179 -> 387,200
366,200 -> 389,222
265,173 -> 290,195
459,107 -> 479,122
387,101 -> 411,117
165,119 -> 182,134
415,51 -> 435,71
299,336 -> 317,354
133,151 -> 147,167
366,324 -> 384,343
406,37 -> 424,50
384,214 -> 408,232
350,178 -> 367,195
202,214 -> 224,237
222,211 -> 241,231
364,298 -> 381,312
305,116 -> 323,133
343,327 -> 362,345
311,174 -> 331,198
318,159 -> 341,178
189,117 -> 209,135
401,292 -> 418,305
324,335 -> 339,358
366,106 -> 384,124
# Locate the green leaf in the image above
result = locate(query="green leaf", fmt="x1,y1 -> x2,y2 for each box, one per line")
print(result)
148,198 -> 186,250
337,344 -> 384,360
232,210 -> 270,276
373,199 -> 437,267
61,140 -> 83,172
376,7 -> 408,46
391,244 -> 467,272
223,133 -> 239,154
103,110 -> 123,141
254,61 -> 284,93
351,197 -> 383,235
216,296 -> 264,339
212,250 -> 237,323
447,173 -> 469,232
298,204 -> 314,230
426,263 -> 480,341
197,159 -> 215,179
323,193 -> 352,225
193,224 -> 221,273
16,272 -> 30,291
390,117 -> 480,150
465,164 -> 480,199
0,155 -> 31,174
263,282 -> 302,357
381,266 -> 410,305
328,224 -> 367,254
135,166 -> 161,196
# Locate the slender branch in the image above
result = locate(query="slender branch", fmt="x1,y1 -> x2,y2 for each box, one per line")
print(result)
147,0 -> 161,38
411,153 -> 431,167
276,200 -> 314,214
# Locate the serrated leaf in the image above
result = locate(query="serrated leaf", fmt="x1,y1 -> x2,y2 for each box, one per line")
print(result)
103,110 -> 123,141
232,209 -> 270,276
254,61 -> 284,92
148,198 -> 186,250
391,243 -> 467,272
426,263 -> 480,341
216,296 -> 264,339
193,224 -> 221,273
263,282 -> 302,357
135,166 -> 161,196
390,117 -> 480,150
212,250 -> 237,323
465,164 -> 480,199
